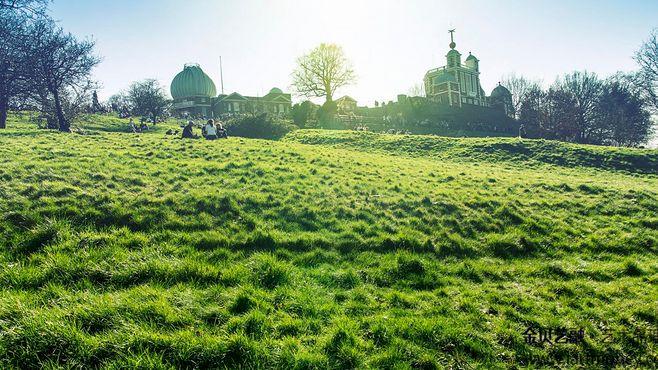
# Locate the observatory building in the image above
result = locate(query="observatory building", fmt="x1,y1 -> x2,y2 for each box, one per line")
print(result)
170,63 -> 292,118
423,31 -> 514,117
171,64 -> 217,117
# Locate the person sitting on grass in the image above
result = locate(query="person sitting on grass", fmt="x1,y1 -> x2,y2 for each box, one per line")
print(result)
203,119 -> 218,140
129,119 -> 139,133
216,120 -> 228,139
182,121 -> 197,139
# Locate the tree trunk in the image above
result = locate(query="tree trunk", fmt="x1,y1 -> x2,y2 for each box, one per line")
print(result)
325,83 -> 333,103
0,62 -> 8,128
52,88 -> 70,132
0,95 -> 8,129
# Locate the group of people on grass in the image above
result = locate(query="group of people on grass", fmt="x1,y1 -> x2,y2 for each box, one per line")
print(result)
182,119 -> 228,140
128,118 -> 150,133
129,117 -> 228,140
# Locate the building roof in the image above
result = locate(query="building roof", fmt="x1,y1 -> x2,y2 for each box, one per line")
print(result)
269,94 -> 291,102
217,92 -> 249,102
170,64 -> 217,99
491,83 -> 512,98
264,89 -> 291,101
336,96 -> 357,103
216,91 -> 292,104
465,53 -> 478,61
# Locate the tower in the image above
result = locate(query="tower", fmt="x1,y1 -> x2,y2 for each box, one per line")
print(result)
465,52 -> 479,72
424,29 -> 488,107
446,29 -> 461,68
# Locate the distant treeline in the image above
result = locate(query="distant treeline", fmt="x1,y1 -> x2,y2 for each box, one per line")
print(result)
291,97 -> 518,136
514,71 -> 655,147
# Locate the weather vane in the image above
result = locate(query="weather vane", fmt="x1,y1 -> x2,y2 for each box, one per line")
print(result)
449,29 -> 456,49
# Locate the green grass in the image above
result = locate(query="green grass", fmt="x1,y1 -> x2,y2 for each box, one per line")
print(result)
285,129 -> 658,174
0,113 -> 656,368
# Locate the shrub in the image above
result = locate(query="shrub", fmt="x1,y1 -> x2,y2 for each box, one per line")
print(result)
225,114 -> 297,140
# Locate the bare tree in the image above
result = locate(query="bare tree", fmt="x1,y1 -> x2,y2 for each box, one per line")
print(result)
126,79 -> 170,124
0,0 -> 48,15
292,43 -> 355,103
634,28 -> 658,113
107,91 -> 132,117
596,80 -> 653,147
407,83 -> 425,97
518,85 -> 547,138
553,71 -> 603,144
59,80 -> 97,125
24,19 -> 100,131
0,12 -> 29,128
501,73 -> 542,119
0,0 -> 51,128
518,71 -> 651,147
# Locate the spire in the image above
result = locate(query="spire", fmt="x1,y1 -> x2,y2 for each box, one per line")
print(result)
448,29 -> 456,49
446,29 -> 461,67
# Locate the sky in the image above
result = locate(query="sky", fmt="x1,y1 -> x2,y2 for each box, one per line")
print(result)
50,0 -> 657,107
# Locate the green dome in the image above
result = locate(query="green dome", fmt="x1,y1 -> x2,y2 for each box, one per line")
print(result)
170,64 -> 217,99
465,53 -> 478,61
491,84 -> 511,98
269,87 -> 283,94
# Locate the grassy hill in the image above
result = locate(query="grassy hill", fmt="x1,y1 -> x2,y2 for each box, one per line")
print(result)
0,114 -> 656,368
285,129 -> 658,174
